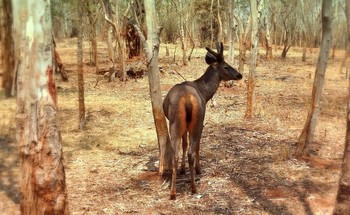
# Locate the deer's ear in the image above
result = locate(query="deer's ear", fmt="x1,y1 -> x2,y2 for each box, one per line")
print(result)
205,52 -> 217,64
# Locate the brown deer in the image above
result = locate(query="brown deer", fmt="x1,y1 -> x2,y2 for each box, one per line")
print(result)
163,42 -> 242,200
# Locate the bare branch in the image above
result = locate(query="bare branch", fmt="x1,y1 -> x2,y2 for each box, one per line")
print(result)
99,0 -> 117,32
131,0 -> 146,45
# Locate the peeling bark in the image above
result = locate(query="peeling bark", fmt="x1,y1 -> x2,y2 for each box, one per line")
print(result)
133,0 -> 172,174
295,0 -> 332,157
13,0 -> 69,213
245,0 -> 264,119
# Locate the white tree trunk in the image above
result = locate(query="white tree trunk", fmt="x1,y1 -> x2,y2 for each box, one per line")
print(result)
296,0 -> 333,156
13,0 -> 69,213
133,0 -> 172,174
245,0 -> 264,118
228,0 -> 235,65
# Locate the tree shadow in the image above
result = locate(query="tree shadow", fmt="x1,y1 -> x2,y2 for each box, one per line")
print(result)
198,123 -> 329,215
0,135 -> 20,204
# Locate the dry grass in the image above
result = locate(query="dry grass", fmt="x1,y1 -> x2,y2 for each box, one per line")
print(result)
0,39 -> 346,214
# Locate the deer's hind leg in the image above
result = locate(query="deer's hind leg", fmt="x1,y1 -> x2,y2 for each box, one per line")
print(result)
180,132 -> 188,174
188,128 -> 204,194
170,134 -> 181,200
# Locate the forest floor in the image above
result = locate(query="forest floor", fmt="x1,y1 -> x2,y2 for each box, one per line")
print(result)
0,38 -> 347,214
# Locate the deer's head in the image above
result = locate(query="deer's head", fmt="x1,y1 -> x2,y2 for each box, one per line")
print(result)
205,42 -> 242,81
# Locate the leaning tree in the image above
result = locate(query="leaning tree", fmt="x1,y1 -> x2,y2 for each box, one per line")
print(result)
132,0 -> 172,174
295,0 -> 333,157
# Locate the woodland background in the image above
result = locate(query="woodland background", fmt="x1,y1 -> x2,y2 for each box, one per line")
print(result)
0,0 -> 350,214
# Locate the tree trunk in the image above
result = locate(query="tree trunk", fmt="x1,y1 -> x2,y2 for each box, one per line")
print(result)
264,0 -> 273,61
210,0 -> 214,48
237,14 -> 250,74
86,0 -> 98,69
179,0 -> 188,66
78,0 -> 86,129
302,31 -> 307,62
228,0 -> 235,65
103,0 -> 114,64
101,0 -> 128,81
217,0 -> 223,43
334,0 -> 350,212
13,0 -> 69,213
281,20 -> 291,59
245,0 -> 263,119
238,34 -> 247,73
271,10 -> 277,51
1,0 -> 14,97
295,0 -> 333,157
114,0 -> 127,81
133,0 -> 172,174
187,28 -> 195,61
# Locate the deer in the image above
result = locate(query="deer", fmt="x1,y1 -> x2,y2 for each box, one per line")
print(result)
163,42 -> 242,200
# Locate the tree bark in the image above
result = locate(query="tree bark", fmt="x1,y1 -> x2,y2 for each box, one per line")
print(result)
264,0 -> 273,61
217,0 -> 223,43
228,0 -> 235,65
103,0 -> 114,65
295,0 -> 332,157
236,14 -> 250,74
302,31 -> 307,62
245,0 -> 263,119
86,0 -> 98,69
78,0 -> 86,129
334,0 -> 350,212
1,0 -> 14,97
101,0 -> 128,81
13,0 -> 69,213
133,0 -> 172,174
210,0 -> 214,48
179,0 -> 188,66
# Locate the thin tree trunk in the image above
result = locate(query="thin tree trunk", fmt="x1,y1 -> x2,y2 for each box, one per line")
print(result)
114,0 -> 127,81
179,0 -> 188,66
1,0 -> 14,97
237,14 -> 250,74
245,0 -> 263,119
334,0 -> 350,212
13,0 -> 69,213
133,0 -> 172,174
103,0 -> 114,65
295,0 -> 333,157
228,0 -> 235,65
217,0 -> 223,43
187,28 -> 195,61
238,34 -> 247,73
86,0 -> 98,69
331,42 -> 336,59
78,0 -> 86,130
302,31 -> 307,62
101,0 -> 128,81
264,0 -> 273,61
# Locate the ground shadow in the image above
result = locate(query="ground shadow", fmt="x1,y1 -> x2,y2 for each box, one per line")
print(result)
0,135 -> 20,204
199,122 -> 333,214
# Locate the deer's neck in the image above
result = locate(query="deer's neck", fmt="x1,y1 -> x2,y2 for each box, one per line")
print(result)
193,66 -> 221,103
